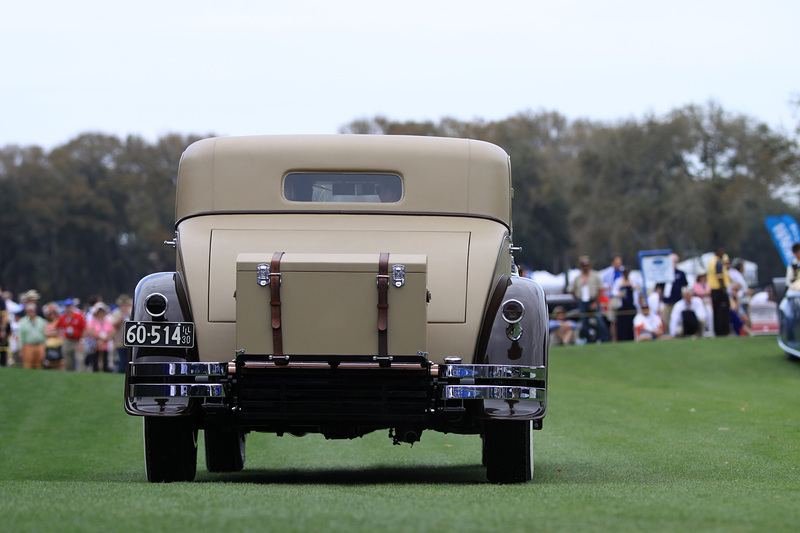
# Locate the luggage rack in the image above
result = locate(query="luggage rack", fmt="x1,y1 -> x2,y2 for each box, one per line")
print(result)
233,350 -> 431,370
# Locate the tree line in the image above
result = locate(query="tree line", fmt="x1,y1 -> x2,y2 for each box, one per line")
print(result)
1,101 -> 798,303
344,101 -> 800,280
0,133 -> 207,303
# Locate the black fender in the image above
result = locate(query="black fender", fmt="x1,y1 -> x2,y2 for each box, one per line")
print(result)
128,271 -> 196,360
131,272 -> 193,324
474,275 -> 549,420
124,272 -> 198,416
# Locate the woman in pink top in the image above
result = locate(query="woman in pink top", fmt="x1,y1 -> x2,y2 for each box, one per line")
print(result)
692,273 -> 709,299
86,303 -> 114,372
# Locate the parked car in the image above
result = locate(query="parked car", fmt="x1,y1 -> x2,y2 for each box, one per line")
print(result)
776,277 -> 800,359
124,135 -> 549,483
750,301 -> 779,336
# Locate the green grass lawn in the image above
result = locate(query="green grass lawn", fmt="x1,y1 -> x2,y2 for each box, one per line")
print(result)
1,336 -> 799,532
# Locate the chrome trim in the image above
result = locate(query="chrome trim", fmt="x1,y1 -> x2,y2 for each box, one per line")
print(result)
129,383 -> 225,398
257,263 -> 270,286
129,362 -> 227,377
501,299 -> 525,324
392,264 -> 405,288
441,364 -> 545,380
778,336 -> 800,359
164,231 -> 177,247
506,323 -> 523,341
144,292 -> 168,318
441,385 -> 544,401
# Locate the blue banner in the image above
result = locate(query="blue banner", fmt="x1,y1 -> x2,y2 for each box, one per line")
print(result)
765,215 -> 799,267
782,214 -> 800,245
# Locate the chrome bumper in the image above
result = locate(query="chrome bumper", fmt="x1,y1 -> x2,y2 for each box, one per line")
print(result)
441,385 -> 544,400
130,383 -> 224,398
127,361 -> 546,403
438,364 -> 545,402
128,362 -> 226,398
129,361 -> 226,377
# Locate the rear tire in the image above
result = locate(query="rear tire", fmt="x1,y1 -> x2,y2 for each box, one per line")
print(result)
143,417 -> 197,482
483,419 -> 534,483
204,428 -> 246,472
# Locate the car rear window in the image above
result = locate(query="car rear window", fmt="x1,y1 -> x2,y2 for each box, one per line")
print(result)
284,173 -> 402,203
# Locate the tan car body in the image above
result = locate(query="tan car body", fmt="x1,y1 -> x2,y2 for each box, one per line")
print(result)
124,135 -> 549,484
176,135 -> 513,364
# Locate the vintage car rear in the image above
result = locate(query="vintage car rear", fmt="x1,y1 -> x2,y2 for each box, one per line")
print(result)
124,135 -> 549,483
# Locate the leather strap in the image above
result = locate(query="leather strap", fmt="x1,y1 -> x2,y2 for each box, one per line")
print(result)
270,251 -> 285,362
377,252 -> 390,358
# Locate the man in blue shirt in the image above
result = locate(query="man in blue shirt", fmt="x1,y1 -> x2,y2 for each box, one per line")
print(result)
662,253 -> 688,333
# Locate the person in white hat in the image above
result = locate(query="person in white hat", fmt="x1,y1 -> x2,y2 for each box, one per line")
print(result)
85,302 -> 113,372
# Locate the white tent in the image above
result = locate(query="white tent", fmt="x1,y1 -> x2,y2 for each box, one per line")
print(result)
530,270 -> 568,295
678,253 -> 758,287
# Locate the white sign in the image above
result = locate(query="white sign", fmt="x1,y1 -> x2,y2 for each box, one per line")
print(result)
640,252 -> 674,284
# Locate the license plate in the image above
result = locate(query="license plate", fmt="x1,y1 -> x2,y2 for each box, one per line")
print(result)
124,321 -> 195,348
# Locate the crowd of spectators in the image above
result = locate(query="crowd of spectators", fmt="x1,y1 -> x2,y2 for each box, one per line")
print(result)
0,287 -> 132,371
549,248 -> 769,346
0,247 -> 779,367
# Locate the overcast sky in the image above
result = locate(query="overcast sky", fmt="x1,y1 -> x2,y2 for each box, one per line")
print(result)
2,0 -> 798,148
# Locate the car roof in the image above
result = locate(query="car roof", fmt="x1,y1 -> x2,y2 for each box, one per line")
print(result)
175,134 -> 512,226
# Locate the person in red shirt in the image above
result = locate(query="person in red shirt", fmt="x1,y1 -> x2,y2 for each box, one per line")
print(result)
55,299 -> 86,371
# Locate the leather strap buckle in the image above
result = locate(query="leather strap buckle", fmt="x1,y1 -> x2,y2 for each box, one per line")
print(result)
377,252 -> 389,359
270,251 -> 286,364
